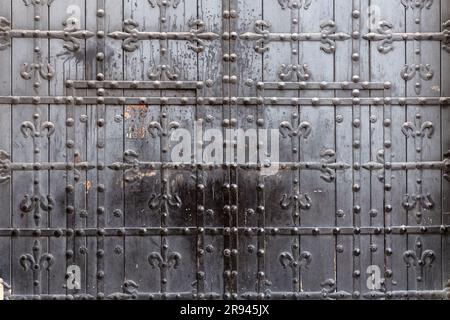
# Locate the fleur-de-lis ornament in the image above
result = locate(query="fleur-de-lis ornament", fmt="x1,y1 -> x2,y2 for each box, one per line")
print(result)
280,193 -> 312,224
61,14 -> 94,52
19,240 -> 54,271
148,251 -> 181,270
403,236 -> 435,286
148,240 -> 182,292
20,60 -> 55,88
279,239 -> 312,292
122,280 -> 139,295
279,249 -> 312,270
401,64 -> 434,95
148,119 -> 180,138
401,0 -> 433,10
319,149 -> 338,183
19,194 -> 55,224
320,21 -> 350,54
401,120 -> 434,140
278,0 -> 312,10
23,0 -> 55,6
187,19 -> 219,53
280,193 -> 312,210
121,150 -> 142,183
278,64 -> 311,81
107,279 -> 140,299
148,64 -> 181,81
369,20 -> 395,54
115,19 -> 140,52
0,150 -> 11,184
320,279 -> 337,294
279,121 -> 312,139
20,119 -> 55,140
148,115 -> 180,154
443,21 -> 450,53
19,240 -> 54,294
444,150 -> 450,182
0,17 -> 11,51
402,193 -> 434,212
148,0 -> 180,9
148,178 -> 182,212
279,251 -> 311,268
363,149 -> 388,183
320,279 -> 353,300
241,20 -> 272,54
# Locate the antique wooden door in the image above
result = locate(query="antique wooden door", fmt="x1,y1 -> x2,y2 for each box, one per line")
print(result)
0,0 -> 449,300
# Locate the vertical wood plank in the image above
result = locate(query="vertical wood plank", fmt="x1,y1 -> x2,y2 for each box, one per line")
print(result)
83,0 -> 99,296
11,0 -> 50,296
334,0 -> 355,297
405,1 -> 442,291
198,0 -> 225,297
123,0 -> 161,294
299,0 -> 335,293
102,0 -> 125,295
48,0 -> 87,296
442,0 -> 450,288
370,0 -> 408,295
0,0 -> 12,286
235,0 -> 261,295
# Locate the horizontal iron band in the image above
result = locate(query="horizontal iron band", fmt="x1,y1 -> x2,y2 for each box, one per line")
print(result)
242,289 -> 449,300
363,290 -> 450,300
7,289 -> 448,300
7,29 -> 95,39
0,96 -> 449,105
0,226 -> 448,237
239,31 -> 350,42
363,32 -> 449,42
68,81 -> 386,91
6,291 -> 219,300
1,160 -> 447,172
257,81 -> 386,90
107,31 -> 220,41
69,80 -> 200,90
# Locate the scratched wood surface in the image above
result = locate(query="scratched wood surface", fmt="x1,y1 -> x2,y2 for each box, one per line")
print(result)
0,0 -> 448,300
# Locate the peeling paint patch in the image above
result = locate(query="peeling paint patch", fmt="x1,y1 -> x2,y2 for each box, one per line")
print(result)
126,105 -> 148,139
84,180 -> 92,192
126,104 -> 147,117
127,126 -> 147,139
137,171 -> 157,179
0,278 -> 10,300
431,85 -> 440,92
